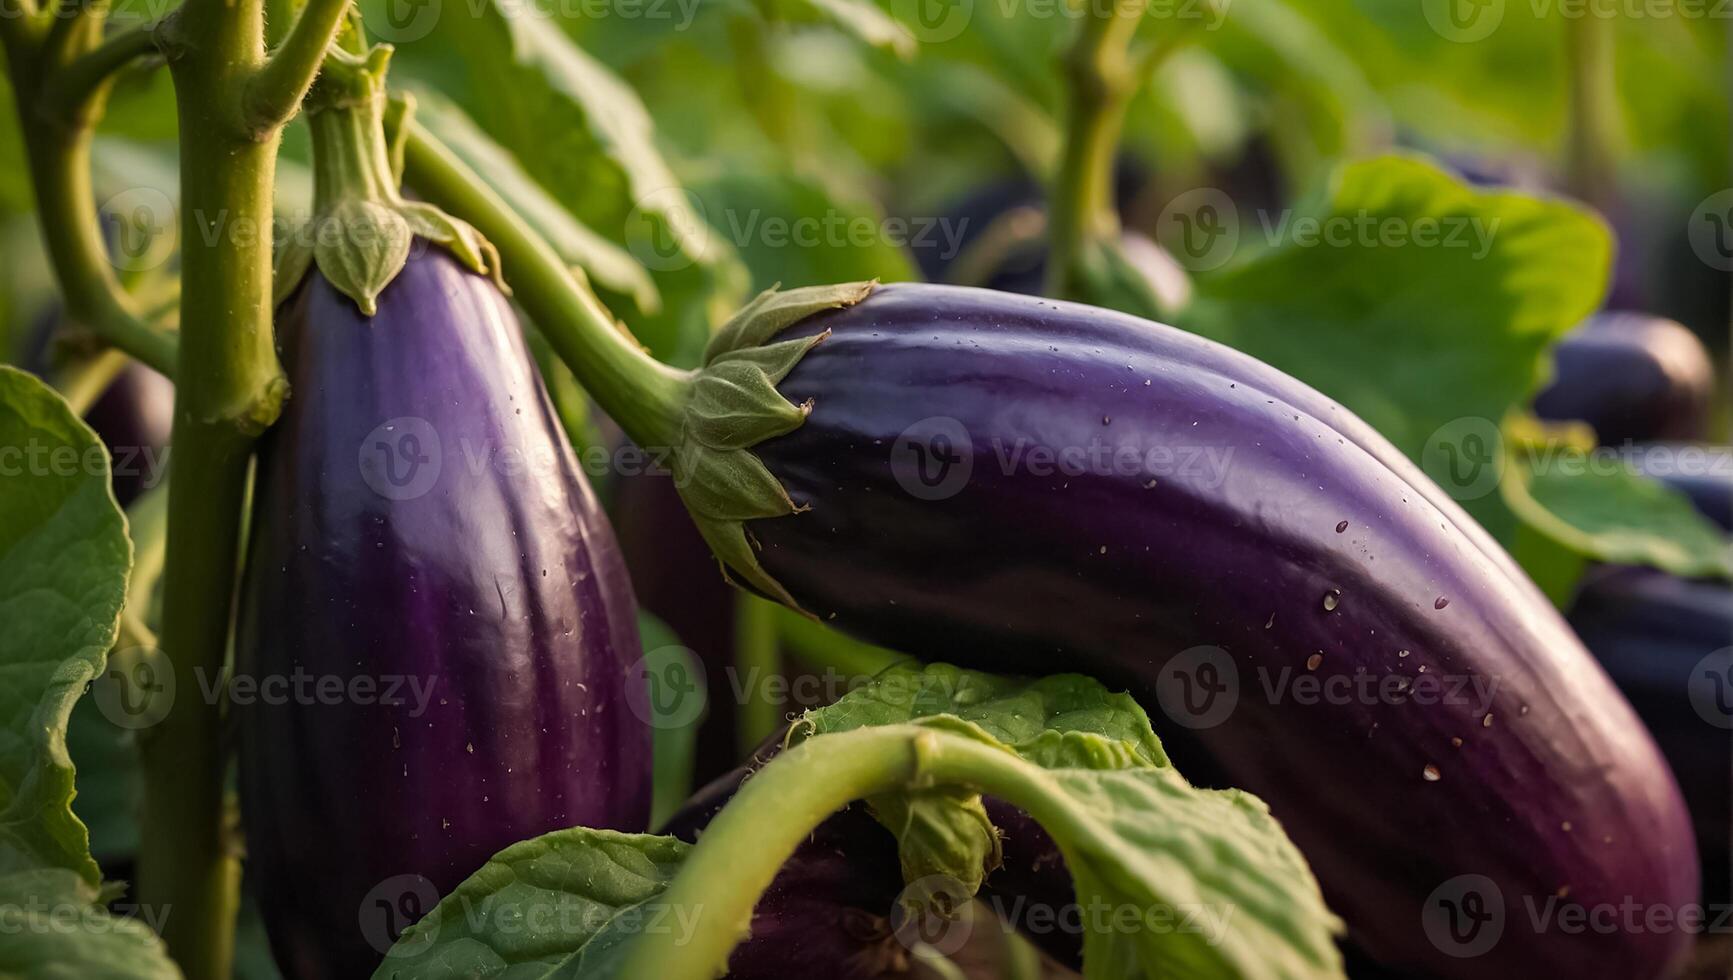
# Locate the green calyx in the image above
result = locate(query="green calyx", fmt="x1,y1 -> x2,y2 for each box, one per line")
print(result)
672,280 -> 876,612
273,45 -> 503,314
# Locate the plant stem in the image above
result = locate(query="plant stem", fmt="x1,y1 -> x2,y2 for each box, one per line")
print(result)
57,347 -> 128,413
138,0 -> 289,974
401,124 -> 692,450
1563,9 -> 1618,210
39,20 -> 157,120
733,593 -> 783,757
241,0 -> 352,132
9,59 -> 179,377
1043,0 -> 1146,299
616,726 -> 927,978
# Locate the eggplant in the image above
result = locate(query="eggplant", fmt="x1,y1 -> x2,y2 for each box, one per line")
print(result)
1631,443 -> 1733,533
1568,566 -> 1732,904
22,314 -> 174,506
663,739 -> 1080,979
237,249 -> 652,978
685,283 -> 1696,978
1533,312 -> 1715,445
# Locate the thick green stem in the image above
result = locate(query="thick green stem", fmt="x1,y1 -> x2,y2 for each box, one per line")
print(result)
1563,10 -> 1619,210
1043,2 -> 1145,299
401,124 -> 691,449
138,0 -> 286,975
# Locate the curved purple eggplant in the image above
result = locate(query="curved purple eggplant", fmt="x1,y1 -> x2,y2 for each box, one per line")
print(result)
1533,312 -> 1714,445
722,283 -> 1695,978
237,249 -> 651,978
1568,565 -> 1732,905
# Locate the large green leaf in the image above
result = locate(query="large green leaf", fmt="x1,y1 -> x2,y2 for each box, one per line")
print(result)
0,868 -> 179,978
371,0 -> 747,367
0,366 -> 131,884
372,829 -> 690,979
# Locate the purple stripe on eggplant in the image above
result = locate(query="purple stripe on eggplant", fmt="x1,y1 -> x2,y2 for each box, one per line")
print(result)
237,249 -> 651,979
742,282 -> 1697,978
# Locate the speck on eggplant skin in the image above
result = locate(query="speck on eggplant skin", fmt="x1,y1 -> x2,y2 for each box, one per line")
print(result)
236,251 -> 651,979
746,283 -> 1697,979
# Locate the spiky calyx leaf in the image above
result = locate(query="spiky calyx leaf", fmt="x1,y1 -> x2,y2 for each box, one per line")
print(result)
274,48 -> 504,312
673,281 -> 876,610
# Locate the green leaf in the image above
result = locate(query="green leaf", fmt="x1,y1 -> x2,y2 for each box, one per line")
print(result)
1503,449 -> 1733,582
0,366 -> 132,884
1176,154 -> 1612,535
792,664 -> 1171,917
374,0 -> 748,366
0,868 -> 179,978
799,663 -> 1169,770
408,91 -> 662,316
763,0 -> 915,59
372,829 -> 690,979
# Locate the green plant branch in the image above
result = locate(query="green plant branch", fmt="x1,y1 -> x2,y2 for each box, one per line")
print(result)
1042,2 -> 1146,300
137,0 -> 286,974
56,347 -> 128,413
617,725 -> 929,978
40,19 -> 159,119
401,123 -> 692,450
40,0 -> 105,70
241,0 -> 352,132
1563,11 -> 1618,210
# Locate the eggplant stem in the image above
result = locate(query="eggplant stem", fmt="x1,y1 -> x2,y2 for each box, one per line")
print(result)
240,0 -> 353,133
401,121 -> 694,451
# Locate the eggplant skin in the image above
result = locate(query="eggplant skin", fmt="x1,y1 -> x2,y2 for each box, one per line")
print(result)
748,283 -> 1698,979
238,249 -> 651,978
1532,312 -> 1714,445
1569,566 -> 1732,905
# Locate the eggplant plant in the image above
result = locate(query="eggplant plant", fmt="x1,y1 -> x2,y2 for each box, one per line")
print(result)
0,0 -> 1727,978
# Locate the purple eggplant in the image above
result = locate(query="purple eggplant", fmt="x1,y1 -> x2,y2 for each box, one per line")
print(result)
237,249 -> 651,978
1568,565 -> 1732,905
698,283 -> 1696,978
1630,443 -> 1733,533
22,314 -> 174,506
1533,312 -> 1715,446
